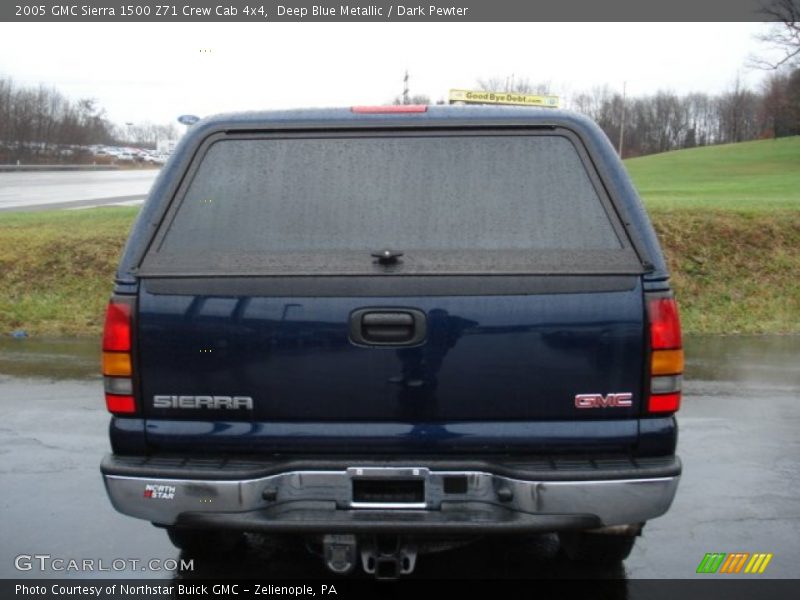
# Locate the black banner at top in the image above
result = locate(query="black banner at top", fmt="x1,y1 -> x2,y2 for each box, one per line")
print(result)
0,0 -> 790,22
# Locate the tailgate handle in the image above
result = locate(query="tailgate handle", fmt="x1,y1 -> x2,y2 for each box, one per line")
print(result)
350,309 -> 427,346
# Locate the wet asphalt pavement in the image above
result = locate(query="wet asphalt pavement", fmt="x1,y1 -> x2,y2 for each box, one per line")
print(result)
0,170 -> 156,211
0,335 -> 798,580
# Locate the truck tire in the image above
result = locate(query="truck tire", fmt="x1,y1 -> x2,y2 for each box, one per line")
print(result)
558,530 -> 637,563
166,526 -> 244,556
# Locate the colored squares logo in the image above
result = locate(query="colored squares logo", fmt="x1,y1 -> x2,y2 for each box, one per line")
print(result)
697,553 -> 773,574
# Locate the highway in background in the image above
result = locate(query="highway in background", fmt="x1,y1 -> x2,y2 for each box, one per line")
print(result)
0,169 -> 158,211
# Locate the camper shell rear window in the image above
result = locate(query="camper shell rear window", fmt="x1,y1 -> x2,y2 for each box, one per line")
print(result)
140,128 -> 643,276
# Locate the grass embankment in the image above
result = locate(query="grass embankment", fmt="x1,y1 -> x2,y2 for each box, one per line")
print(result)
0,208 -> 139,337
627,136 -> 800,334
0,136 -> 798,336
653,211 -> 799,334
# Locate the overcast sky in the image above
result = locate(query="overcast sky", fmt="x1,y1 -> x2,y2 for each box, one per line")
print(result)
0,22 -> 773,126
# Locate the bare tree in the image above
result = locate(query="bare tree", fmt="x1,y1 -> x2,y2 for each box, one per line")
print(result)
0,77 -> 12,143
391,94 -> 431,106
477,76 -> 551,94
783,68 -> 800,134
683,93 -> 719,146
568,80 -> 778,157
0,75 -> 115,162
117,121 -> 180,148
751,0 -> 800,69
759,71 -> 792,136
717,76 -> 762,143
389,70 -> 430,106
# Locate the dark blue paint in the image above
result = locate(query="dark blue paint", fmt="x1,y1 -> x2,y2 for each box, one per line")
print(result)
109,418 -> 147,454
137,283 -> 645,426
143,419 -> 639,455
638,416 -> 679,456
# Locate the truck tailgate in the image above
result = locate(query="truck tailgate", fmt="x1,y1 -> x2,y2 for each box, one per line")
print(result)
137,276 -> 644,424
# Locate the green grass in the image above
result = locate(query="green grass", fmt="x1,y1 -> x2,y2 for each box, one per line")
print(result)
623,137 -> 800,333
1,137 -> 799,336
0,208 -> 138,337
653,211 -> 800,334
625,136 -> 800,211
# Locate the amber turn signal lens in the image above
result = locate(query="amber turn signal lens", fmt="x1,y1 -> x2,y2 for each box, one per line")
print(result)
102,351 -> 132,377
651,349 -> 684,376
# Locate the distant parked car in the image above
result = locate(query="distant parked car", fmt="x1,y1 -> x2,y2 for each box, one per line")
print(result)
140,152 -> 167,165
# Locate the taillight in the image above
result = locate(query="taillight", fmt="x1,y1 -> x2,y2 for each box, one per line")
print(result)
102,302 -> 130,351
351,105 -> 428,114
102,297 -> 136,415
105,393 -> 136,414
647,295 -> 683,414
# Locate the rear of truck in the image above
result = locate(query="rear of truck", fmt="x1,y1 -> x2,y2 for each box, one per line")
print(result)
100,106 -> 683,576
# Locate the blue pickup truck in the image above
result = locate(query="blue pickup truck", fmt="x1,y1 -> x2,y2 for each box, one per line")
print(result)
100,105 -> 683,578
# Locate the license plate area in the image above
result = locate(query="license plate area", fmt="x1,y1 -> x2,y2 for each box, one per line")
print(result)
352,479 -> 425,504
348,467 -> 428,509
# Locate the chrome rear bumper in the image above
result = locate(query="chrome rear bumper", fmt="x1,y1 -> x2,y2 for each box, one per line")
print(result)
103,460 -> 680,533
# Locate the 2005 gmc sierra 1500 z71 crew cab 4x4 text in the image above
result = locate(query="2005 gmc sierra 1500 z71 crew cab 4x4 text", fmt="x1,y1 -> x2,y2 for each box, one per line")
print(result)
100,105 -> 683,578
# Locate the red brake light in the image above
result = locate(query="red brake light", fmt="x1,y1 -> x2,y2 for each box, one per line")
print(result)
648,297 -> 682,350
351,105 -> 428,114
103,301 -> 131,352
648,392 -> 681,413
105,394 -> 136,414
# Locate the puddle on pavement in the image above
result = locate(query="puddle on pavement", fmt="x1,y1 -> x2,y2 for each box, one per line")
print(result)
0,333 -> 798,385
0,336 -> 100,379
684,334 -> 800,388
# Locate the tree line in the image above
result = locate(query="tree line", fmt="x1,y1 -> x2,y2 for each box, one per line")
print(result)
397,68 -> 800,159
3,62 -> 799,163
475,70 -> 800,158
569,70 -> 800,157
0,75 -> 177,162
